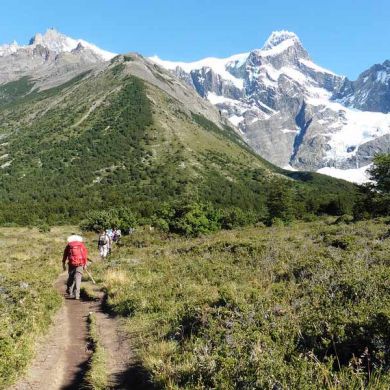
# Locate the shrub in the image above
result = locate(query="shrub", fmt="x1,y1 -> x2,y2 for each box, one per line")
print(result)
80,207 -> 137,232
37,223 -> 51,233
153,202 -> 221,237
219,207 -> 256,230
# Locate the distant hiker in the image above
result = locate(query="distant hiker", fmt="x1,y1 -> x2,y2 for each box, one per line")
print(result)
98,229 -> 110,259
106,228 -> 114,254
62,234 -> 88,300
113,227 -> 122,243
106,228 -> 114,240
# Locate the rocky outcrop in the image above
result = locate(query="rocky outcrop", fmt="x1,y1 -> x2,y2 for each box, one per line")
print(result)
334,60 -> 390,113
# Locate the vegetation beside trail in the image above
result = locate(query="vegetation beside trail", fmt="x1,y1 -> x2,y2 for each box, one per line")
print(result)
0,227 -> 72,388
84,313 -> 109,390
87,218 -> 390,389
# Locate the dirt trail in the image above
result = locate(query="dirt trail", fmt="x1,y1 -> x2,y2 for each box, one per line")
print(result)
10,272 -> 147,390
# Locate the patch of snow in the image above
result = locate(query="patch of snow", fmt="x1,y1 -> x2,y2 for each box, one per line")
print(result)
257,100 -> 277,113
299,58 -> 336,76
150,54 -> 247,89
262,30 -> 300,51
281,129 -> 299,134
207,92 -> 238,105
326,109 -> 390,159
317,164 -> 372,184
283,164 -> 298,171
229,115 -> 245,126
376,70 -> 389,84
0,41 -> 19,56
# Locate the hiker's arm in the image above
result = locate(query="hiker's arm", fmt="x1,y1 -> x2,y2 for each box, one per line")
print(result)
62,246 -> 69,271
83,245 -> 88,269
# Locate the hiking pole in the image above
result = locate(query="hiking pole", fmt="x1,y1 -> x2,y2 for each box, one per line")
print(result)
85,269 -> 97,284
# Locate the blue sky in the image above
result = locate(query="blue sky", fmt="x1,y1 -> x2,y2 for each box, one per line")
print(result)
0,0 -> 389,79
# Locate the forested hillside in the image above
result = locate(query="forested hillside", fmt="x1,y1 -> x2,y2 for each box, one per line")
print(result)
0,55 -> 356,225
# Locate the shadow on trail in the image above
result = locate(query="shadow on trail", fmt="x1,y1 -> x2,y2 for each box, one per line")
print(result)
79,284 -> 156,389
60,358 -> 89,390
112,363 -> 158,390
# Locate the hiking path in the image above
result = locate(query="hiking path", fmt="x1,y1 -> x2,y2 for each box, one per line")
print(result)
10,272 -> 150,389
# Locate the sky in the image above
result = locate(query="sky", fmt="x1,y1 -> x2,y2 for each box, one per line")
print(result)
0,0 -> 389,79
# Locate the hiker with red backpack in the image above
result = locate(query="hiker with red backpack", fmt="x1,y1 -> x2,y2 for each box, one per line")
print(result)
62,234 -> 88,300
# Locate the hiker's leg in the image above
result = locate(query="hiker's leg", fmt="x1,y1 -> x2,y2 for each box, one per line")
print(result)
101,245 -> 108,259
66,266 -> 76,294
74,266 -> 83,299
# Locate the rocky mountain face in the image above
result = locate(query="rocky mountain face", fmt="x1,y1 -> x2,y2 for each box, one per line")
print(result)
152,31 -> 390,182
334,60 -> 390,113
0,28 -> 116,89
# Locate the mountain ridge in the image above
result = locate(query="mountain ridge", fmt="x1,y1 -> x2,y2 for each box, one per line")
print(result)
151,30 -> 390,183
0,51 -> 356,224
0,28 -> 388,184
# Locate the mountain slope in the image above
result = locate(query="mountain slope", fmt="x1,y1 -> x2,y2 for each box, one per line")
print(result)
152,31 -> 390,182
0,54 -> 355,224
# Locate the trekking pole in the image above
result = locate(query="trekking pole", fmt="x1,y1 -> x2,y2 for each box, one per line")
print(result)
85,269 -> 97,284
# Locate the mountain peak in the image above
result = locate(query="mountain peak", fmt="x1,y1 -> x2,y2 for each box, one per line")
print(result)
29,28 -> 62,44
262,30 -> 300,50
26,28 -> 116,60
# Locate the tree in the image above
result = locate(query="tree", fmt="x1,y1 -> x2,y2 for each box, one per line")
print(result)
266,181 -> 295,225
369,154 -> 390,193
353,154 -> 390,219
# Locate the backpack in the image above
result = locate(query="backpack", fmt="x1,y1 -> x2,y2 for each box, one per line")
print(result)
68,242 -> 85,266
98,234 -> 108,246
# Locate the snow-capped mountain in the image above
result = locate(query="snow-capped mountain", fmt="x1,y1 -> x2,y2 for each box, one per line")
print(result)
152,31 -> 390,183
334,60 -> 390,113
0,28 -> 115,60
0,28 -> 116,87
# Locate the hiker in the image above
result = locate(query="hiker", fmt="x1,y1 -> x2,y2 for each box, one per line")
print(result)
62,234 -> 88,300
113,227 -> 122,243
98,229 -> 110,259
106,228 -> 114,254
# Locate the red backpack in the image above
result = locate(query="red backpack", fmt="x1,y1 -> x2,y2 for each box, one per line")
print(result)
68,241 -> 86,266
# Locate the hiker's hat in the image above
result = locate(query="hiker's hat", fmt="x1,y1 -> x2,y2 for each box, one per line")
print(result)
67,234 -> 83,243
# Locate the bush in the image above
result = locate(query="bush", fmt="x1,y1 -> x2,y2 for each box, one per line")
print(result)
153,202 -> 221,237
37,223 -> 51,233
333,214 -> 354,225
81,208 -> 137,232
219,207 -> 256,230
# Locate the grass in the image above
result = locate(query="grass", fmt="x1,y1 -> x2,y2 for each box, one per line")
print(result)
87,218 -> 390,389
84,313 -> 109,390
0,226 -> 96,389
1,220 -> 390,388
0,227 -> 63,388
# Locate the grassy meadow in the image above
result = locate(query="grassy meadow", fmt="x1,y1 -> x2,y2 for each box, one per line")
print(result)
1,219 -> 390,389
90,218 -> 390,389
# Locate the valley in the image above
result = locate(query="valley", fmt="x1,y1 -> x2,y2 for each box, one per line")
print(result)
0,26 -> 389,390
